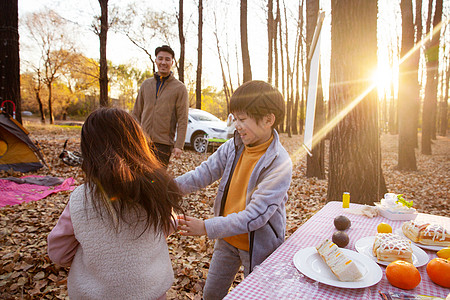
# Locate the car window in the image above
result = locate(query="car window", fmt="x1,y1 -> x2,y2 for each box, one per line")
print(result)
190,111 -> 221,122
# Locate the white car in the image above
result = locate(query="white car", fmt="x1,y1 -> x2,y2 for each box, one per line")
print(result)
183,108 -> 228,153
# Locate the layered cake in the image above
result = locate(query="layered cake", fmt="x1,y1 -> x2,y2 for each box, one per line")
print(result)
402,221 -> 450,247
316,239 -> 363,282
372,233 -> 413,263
402,221 -> 428,243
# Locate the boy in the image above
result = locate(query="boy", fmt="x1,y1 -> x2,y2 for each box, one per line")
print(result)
176,80 -> 292,299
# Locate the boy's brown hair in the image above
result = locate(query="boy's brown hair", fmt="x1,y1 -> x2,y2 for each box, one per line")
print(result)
230,80 -> 285,128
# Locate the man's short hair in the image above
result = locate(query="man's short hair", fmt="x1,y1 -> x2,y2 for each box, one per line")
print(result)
230,80 -> 285,128
155,45 -> 175,59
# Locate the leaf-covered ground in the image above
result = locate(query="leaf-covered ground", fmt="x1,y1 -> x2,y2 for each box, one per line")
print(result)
1,124 -> 449,299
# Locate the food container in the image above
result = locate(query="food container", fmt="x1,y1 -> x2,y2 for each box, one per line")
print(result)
374,203 -> 418,221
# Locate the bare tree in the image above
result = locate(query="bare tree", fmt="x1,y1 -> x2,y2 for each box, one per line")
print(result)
412,0 -> 423,147
213,13 -> 231,113
240,0 -> 252,83
0,0 -> 21,123
30,68 -> 46,123
422,0 -> 443,154
305,0 -> 325,179
388,35 -> 400,135
24,10 -> 76,124
177,0 -> 185,83
277,0 -> 285,133
328,0 -> 386,204
224,33 -> 235,95
97,0 -> 109,107
274,0 -> 280,89
115,4 -> 177,74
196,0 -> 203,109
267,0 -> 274,84
282,0 -> 292,137
235,43 -> 241,87
397,0 -> 418,170
292,0 -> 305,135
438,52 -> 449,136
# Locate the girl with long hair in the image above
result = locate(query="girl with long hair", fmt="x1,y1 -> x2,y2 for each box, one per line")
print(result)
48,107 -> 183,300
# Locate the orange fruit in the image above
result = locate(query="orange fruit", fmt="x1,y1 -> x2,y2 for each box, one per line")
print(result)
377,222 -> 392,233
426,258 -> 450,288
386,260 -> 421,290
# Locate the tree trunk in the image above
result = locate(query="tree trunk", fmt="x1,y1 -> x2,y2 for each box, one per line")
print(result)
292,0 -> 304,136
411,0 -> 423,148
422,0 -> 443,155
283,1 -> 291,137
305,0 -> 325,179
47,82 -> 54,124
235,44 -> 241,87
224,48 -> 234,94
195,0 -> 203,109
439,64 -> 449,136
274,0 -> 279,89
397,0 -> 418,170
98,0 -> 109,107
0,0 -> 21,123
178,0 -> 185,83
388,77 -> 397,134
213,15 -> 230,112
267,0 -> 274,85
35,91 -> 45,123
278,6 -> 285,133
328,0 -> 386,204
240,0 -> 252,83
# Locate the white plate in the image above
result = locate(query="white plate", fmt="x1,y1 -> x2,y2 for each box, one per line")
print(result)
395,228 -> 445,251
355,236 -> 429,267
293,247 -> 382,289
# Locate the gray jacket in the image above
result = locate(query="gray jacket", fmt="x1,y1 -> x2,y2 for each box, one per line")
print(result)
175,130 -> 292,271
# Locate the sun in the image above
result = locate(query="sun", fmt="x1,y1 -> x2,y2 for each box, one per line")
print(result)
372,66 -> 392,95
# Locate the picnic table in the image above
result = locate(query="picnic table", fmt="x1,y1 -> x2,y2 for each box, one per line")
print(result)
225,201 -> 450,299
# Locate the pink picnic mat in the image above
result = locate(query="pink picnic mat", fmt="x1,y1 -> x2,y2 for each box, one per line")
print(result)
0,175 -> 76,207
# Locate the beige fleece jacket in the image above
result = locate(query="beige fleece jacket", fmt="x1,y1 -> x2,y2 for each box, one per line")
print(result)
132,73 -> 188,149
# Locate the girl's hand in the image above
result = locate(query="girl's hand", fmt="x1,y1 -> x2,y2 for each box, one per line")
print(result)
177,215 -> 207,236
165,211 -> 179,238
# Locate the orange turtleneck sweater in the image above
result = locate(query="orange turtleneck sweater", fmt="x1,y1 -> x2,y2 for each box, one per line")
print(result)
223,135 -> 274,251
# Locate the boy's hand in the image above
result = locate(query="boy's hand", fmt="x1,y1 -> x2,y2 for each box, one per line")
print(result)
177,215 -> 207,236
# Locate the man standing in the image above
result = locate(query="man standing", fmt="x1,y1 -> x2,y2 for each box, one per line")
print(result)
132,45 -> 189,167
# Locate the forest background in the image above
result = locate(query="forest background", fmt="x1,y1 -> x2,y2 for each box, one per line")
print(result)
2,0 -> 447,201
0,0 -> 449,298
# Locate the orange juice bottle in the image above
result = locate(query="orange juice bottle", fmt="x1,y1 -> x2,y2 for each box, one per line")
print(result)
343,192 -> 350,208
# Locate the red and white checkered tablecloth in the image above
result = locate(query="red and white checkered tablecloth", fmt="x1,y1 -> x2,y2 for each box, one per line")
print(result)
225,201 -> 450,299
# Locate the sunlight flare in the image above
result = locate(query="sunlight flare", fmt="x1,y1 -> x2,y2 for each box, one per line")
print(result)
293,18 -> 449,166
372,67 -> 392,94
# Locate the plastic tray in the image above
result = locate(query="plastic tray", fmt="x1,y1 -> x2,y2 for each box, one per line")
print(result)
375,204 -> 418,221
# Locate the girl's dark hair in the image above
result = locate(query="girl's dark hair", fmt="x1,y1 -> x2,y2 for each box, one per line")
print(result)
80,107 -> 182,235
230,80 -> 285,128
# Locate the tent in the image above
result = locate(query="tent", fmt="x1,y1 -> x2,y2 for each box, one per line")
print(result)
0,111 -> 46,172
